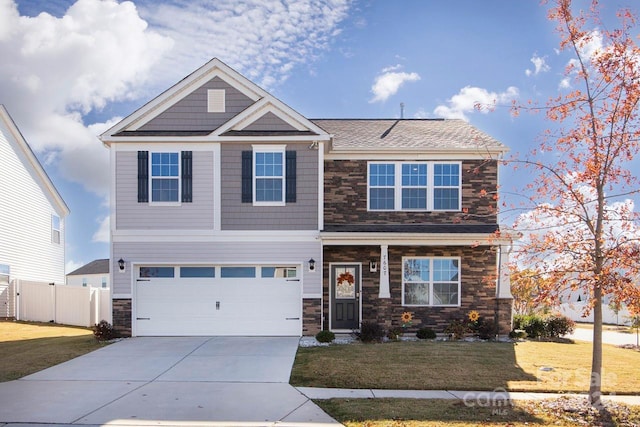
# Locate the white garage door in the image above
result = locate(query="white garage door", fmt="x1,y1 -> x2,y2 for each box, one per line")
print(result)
135,265 -> 302,336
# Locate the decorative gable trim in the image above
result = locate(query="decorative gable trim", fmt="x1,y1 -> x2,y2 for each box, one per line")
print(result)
207,89 -> 226,113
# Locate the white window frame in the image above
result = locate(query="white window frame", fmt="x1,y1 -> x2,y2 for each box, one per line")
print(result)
51,214 -> 61,244
401,256 -> 461,307
367,161 -> 461,212
149,151 -> 181,206
253,145 -> 286,207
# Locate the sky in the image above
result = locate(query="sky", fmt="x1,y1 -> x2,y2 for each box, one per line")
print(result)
1,0 -> 638,273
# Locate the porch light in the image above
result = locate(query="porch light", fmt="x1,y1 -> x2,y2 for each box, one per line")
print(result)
118,258 -> 125,272
308,258 -> 316,272
369,259 -> 378,273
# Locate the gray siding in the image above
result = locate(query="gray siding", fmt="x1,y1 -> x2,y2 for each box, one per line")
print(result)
112,240 -> 321,295
244,112 -> 298,131
115,151 -> 215,229
221,143 -> 319,230
139,77 -> 255,131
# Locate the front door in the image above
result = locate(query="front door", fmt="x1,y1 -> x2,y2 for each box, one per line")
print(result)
331,264 -> 360,330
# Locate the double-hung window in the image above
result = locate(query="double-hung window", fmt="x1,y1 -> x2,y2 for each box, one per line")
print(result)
253,146 -> 285,205
151,152 -> 180,202
368,161 -> 460,211
51,215 -> 61,244
403,257 -> 460,307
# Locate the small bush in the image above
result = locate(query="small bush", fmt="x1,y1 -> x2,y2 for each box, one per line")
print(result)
509,329 -> 528,339
358,321 -> 385,343
416,327 -> 436,340
315,330 -> 335,343
474,319 -> 495,340
546,315 -> 576,337
387,327 -> 403,340
93,320 -> 114,341
445,319 -> 469,340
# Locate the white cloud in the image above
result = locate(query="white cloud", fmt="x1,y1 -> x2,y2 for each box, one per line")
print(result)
369,66 -> 421,103
139,0 -> 352,90
0,0 -> 173,198
559,77 -> 571,89
434,86 -> 519,121
92,216 -> 110,244
525,53 -> 550,76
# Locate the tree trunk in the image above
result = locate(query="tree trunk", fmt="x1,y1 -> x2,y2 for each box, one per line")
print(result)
589,285 -> 603,408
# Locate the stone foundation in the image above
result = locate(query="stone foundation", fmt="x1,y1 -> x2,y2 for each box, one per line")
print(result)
112,298 -> 132,337
303,298 -> 322,336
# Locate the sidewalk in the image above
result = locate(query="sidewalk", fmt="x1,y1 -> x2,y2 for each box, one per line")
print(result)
296,387 -> 640,406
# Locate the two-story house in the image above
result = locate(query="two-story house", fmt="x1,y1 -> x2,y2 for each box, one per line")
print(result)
0,105 -> 69,318
100,58 -> 513,337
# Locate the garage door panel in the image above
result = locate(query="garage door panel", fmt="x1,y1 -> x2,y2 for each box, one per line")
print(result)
135,274 -> 302,336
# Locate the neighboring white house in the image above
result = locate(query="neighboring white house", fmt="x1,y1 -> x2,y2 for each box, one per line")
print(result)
0,105 -> 69,318
66,259 -> 110,288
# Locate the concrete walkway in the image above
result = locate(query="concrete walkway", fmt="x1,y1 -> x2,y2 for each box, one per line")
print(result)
568,327 -> 639,346
0,336 -> 340,426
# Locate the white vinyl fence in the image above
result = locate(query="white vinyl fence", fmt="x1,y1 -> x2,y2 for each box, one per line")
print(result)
14,280 -> 111,327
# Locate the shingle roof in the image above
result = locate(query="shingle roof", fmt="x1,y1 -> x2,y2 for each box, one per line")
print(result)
310,119 -> 507,153
67,259 -> 110,276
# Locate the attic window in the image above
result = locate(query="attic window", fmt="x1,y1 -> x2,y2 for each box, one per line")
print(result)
207,89 -> 225,113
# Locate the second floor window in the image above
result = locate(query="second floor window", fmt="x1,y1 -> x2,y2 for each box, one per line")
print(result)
51,215 -> 61,244
368,162 -> 461,211
151,152 -> 179,202
254,148 -> 285,204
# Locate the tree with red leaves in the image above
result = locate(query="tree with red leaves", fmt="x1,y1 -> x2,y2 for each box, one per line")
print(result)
512,0 -> 640,408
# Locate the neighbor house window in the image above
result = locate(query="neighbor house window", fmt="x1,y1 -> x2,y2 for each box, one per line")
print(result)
82,278 -> 87,287
52,215 -> 61,244
101,277 -> 107,288
254,147 -> 285,204
150,152 -> 179,202
368,162 -> 461,211
402,257 -> 460,307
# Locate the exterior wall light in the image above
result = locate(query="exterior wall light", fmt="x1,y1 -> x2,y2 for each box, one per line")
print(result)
118,258 -> 125,272
308,258 -> 316,272
370,260 -> 378,273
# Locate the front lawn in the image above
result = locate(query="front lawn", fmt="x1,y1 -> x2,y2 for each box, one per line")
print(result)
0,321 -> 106,381
291,340 -> 640,394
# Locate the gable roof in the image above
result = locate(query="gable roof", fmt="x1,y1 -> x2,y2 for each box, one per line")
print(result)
100,58 -> 329,144
312,119 -> 508,155
0,105 -> 69,216
67,259 -> 110,276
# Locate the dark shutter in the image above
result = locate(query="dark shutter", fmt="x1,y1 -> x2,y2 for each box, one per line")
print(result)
181,151 -> 192,203
241,151 -> 252,203
137,151 -> 148,203
285,150 -> 296,203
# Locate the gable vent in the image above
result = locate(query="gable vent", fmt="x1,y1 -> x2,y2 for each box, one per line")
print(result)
207,89 -> 226,113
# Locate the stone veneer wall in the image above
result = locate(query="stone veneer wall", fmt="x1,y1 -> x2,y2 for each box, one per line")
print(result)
324,159 -> 498,225
323,245 -> 510,334
303,299 -> 322,335
112,299 -> 132,337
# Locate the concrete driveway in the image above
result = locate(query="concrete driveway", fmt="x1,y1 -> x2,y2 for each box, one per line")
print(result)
0,336 -> 339,426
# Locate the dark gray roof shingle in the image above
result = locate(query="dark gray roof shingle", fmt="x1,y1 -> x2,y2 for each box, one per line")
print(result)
322,224 -> 499,234
67,259 -> 110,276
311,119 -> 507,153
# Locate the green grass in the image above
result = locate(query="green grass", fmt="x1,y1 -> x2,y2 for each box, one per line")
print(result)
0,321 -> 107,381
291,340 -> 640,394
316,398 -> 640,427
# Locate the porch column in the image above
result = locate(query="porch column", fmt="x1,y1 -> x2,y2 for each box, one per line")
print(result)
378,244 -> 390,298
496,244 -> 513,299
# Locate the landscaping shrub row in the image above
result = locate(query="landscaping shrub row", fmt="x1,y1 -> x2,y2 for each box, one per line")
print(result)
511,313 -> 575,339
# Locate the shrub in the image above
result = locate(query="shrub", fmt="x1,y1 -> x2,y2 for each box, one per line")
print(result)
93,320 -> 114,341
445,319 -> 469,340
387,327 -> 403,340
358,321 -> 385,343
474,319 -> 495,340
315,330 -> 335,343
514,314 -> 546,339
545,315 -> 576,338
509,329 -> 528,339
416,327 -> 436,340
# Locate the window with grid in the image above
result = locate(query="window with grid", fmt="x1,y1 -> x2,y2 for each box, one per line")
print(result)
403,257 -> 460,307
433,163 -> 460,210
369,163 -> 395,210
254,150 -> 284,203
151,152 -> 179,202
